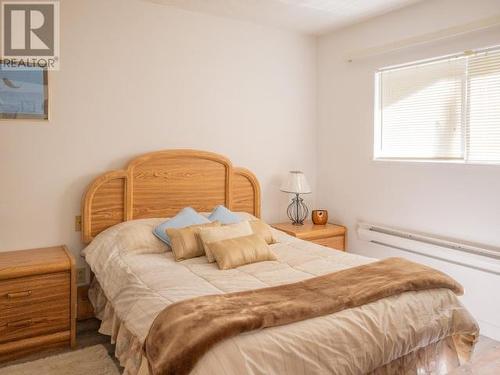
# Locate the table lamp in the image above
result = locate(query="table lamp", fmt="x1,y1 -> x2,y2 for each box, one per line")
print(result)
280,171 -> 311,225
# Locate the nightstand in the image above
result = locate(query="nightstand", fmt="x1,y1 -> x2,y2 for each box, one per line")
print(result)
272,222 -> 347,251
0,246 -> 76,362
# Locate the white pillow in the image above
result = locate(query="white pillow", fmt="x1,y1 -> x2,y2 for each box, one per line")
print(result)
114,218 -> 171,254
236,211 -> 259,221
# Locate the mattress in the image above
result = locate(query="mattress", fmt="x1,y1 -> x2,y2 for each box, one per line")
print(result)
82,218 -> 477,375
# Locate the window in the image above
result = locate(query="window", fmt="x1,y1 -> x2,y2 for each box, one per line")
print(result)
375,46 -> 500,163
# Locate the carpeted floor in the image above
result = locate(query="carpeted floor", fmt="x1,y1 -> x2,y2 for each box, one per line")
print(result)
0,319 -> 120,372
0,345 -> 120,375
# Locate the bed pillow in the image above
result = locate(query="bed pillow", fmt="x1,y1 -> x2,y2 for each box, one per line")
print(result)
236,212 -> 258,221
207,205 -> 241,225
198,221 -> 253,262
249,219 -> 277,245
153,207 -> 210,246
167,222 -> 221,261
116,218 -> 171,254
210,234 -> 277,270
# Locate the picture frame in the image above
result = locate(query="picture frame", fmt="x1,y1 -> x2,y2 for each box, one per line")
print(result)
0,60 -> 49,121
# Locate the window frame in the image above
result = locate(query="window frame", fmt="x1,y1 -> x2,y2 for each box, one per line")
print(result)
373,45 -> 500,166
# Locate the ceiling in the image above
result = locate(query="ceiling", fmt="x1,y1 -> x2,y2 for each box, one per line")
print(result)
147,0 -> 423,35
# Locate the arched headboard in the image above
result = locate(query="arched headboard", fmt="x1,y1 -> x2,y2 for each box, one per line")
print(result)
82,149 -> 261,243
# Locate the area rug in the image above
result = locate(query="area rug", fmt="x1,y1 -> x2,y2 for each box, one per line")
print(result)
0,345 -> 120,375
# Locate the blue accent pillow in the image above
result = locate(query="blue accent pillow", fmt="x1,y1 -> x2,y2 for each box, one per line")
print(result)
153,207 -> 210,246
207,205 -> 241,225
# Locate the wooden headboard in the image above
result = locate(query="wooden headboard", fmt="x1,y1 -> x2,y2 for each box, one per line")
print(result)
82,149 -> 261,243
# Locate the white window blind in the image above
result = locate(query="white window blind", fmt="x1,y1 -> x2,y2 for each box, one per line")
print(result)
468,49 -> 500,162
375,46 -> 500,163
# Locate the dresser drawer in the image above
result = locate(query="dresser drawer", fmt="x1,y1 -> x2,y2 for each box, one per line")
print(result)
0,273 -> 70,343
0,273 -> 69,309
312,236 -> 345,251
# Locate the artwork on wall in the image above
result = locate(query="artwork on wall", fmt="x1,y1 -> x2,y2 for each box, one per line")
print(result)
0,61 -> 49,120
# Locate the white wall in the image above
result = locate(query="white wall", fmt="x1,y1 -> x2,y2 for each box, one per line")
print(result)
0,0 -> 317,261
317,0 -> 500,340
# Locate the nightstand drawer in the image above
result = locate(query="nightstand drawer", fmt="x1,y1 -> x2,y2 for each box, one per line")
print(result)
0,272 -> 70,344
312,236 -> 345,251
0,273 -> 70,310
0,307 -> 69,344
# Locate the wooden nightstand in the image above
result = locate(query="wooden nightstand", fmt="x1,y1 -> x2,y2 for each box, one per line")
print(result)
272,222 -> 347,251
0,246 -> 76,362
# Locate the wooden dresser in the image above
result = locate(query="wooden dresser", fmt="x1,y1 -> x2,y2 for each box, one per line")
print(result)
0,246 -> 76,361
272,222 -> 347,251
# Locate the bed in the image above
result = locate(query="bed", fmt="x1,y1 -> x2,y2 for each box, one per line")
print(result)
81,149 -> 479,375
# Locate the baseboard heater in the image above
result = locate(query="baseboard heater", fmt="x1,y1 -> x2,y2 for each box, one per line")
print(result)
357,223 -> 500,276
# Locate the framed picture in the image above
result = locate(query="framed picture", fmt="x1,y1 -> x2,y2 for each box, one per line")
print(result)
0,61 -> 49,120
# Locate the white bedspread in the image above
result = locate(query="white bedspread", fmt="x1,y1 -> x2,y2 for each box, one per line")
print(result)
82,219 -> 476,375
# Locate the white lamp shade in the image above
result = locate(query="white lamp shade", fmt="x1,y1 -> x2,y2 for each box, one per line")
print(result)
280,171 -> 311,194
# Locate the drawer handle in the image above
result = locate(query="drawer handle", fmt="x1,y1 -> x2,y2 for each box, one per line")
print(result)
6,290 -> 32,299
7,319 -> 33,328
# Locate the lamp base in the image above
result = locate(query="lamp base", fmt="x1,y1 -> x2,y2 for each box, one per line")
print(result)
286,194 -> 308,226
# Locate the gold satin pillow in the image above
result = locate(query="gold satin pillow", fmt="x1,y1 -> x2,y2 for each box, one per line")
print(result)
210,234 -> 277,270
249,219 -> 277,245
198,221 -> 253,263
166,222 -> 221,261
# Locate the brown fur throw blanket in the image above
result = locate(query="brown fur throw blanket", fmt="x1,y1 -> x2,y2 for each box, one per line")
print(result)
144,257 -> 464,375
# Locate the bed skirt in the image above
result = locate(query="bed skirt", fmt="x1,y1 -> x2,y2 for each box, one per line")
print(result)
89,278 -> 147,375
89,279 -> 473,375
